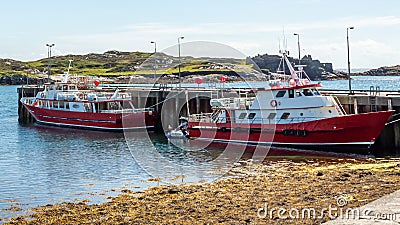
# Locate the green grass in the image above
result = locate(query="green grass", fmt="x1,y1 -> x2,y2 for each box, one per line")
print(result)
0,51 -> 254,78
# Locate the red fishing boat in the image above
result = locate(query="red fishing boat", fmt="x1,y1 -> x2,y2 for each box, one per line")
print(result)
185,52 -> 393,154
21,77 -> 156,131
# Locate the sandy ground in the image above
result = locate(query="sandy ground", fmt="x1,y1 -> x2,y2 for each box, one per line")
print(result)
5,158 -> 400,224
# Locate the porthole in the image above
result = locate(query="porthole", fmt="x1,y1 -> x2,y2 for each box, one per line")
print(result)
328,110 -> 332,113
300,113 -> 304,116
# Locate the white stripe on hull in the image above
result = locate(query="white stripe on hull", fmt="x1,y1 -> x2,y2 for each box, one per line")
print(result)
36,120 -> 153,131
194,137 -> 373,146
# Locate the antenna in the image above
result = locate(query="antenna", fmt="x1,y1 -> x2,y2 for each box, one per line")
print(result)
67,59 -> 73,74
283,26 -> 288,54
278,38 -> 282,54
61,59 -> 74,83
279,26 -> 289,55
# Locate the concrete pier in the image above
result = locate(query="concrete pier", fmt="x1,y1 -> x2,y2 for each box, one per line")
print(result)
17,85 -> 400,156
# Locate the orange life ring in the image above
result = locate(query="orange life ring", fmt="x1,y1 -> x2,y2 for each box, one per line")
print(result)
270,100 -> 277,107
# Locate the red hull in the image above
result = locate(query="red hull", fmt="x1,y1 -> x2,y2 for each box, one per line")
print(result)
187,111 -> 394,154
24,104 -> 156,131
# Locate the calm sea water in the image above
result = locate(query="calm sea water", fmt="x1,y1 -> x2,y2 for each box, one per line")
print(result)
1,76 -> 399,220
0,85 -> 151,219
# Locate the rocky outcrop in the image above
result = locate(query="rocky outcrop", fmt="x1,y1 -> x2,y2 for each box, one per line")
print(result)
0,75 -> 40,85
0,75 -> 39,85
363,66 -> 400,76
250,53 -> 344,80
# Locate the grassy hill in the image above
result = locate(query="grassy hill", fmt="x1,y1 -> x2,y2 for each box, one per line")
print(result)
0,50 -> 254,79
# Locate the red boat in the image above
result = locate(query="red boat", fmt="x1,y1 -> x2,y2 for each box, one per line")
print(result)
21,82 -> 156,131
185,53 -> 393,154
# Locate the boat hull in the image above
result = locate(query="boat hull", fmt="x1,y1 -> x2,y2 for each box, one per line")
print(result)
23,104 -> 156,132
187,111 -> 394,155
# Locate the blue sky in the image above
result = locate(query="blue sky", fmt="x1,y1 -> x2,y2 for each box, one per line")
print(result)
1,0 -> 399,69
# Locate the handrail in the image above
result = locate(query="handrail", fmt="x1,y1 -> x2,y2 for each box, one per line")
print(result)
190,113 -> 330,125
332,96 -> 347,115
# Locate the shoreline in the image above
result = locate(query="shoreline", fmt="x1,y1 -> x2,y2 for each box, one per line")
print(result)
0,73 -> 394,86
5,158 -> 400,224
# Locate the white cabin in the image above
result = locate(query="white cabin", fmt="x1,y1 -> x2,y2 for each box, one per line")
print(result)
208,84 -> 346,125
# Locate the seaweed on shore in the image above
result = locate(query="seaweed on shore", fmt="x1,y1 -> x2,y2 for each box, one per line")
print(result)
6,158 -> 400,225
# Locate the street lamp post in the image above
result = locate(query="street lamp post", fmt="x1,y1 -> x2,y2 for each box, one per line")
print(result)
46,43 -> 55,83
150,41 -> 157,81
178,36 -> 184,89
347,27 -> 354,94
293,33 -> 301,65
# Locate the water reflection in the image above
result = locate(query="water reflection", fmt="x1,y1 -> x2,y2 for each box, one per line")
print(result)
1,122 -> 366,220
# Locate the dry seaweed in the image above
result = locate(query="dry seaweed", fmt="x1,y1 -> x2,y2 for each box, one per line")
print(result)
6,158 -> 400,225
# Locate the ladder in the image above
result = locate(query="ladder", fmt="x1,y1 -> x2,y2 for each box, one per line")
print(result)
370,96 -> 377,112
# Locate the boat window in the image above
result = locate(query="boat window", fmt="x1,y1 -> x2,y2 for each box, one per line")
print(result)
248,113 -> 256,120
288,89 -> 294,98
63,85 -> 68,91
238,112 -> 247,119
59,102 -> 65,109
280,112 -> 290,119
267,113 -> 276,119
312,88 -> 321,95
296,91 -> 302,97
108,102 -> 120,110
72,104 -> 80,109
302,89 -> 313,96
276,91 -> 286,98
84,103 -> 92,112
65,103 -> 70,109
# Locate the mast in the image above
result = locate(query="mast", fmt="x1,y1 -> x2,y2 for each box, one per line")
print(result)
62,60 -> 74,83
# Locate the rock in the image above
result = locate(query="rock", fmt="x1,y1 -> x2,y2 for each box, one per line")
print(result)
342,173 -> 351,177
0,75 -> 40,85
251,53 -> 339,80
168,188 -> 181,194
363,66 -> 400,76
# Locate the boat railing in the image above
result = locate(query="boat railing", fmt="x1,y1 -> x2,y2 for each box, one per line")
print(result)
331,96 -> 347,115
190,113 -> 213,123
100,107 -> 154,114
234,117 -> 309,125
21,97 -> 35,105
211,97 -> 255,109
190,113 -> 331,125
